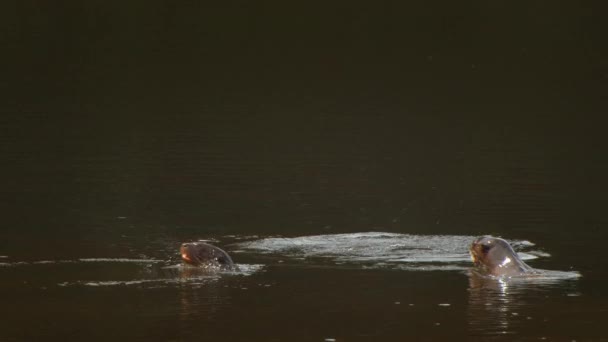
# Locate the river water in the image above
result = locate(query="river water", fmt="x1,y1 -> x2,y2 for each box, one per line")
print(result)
2,2 -> 608,341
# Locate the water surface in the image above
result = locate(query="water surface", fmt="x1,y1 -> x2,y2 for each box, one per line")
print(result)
0,232 -> 599,341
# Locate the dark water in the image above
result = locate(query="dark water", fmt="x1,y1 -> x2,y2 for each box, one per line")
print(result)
2,1 -> 608,341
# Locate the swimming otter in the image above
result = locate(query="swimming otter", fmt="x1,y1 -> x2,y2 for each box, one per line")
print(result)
180,242 -> 235,270
469,236 -> 538,277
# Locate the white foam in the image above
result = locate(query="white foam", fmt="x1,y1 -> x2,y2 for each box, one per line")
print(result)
509,270 -> 582,281
59,276 -> 220,287
32,260 -> 68,264
56,263 -> 264,287
231,263 -> 266,275
395,264 -> 470,271
471,269 -> 582,284
77,258 -> 162,263
237,232 -> 475,263
235,232 -> 547,271
0,261 -> 28,267
0,258 -> 164,267
163,263 -> 264,274
516,252 -> 541,260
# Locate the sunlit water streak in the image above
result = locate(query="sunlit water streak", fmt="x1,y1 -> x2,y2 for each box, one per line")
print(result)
0,258 -> 163,266
0,257 -> 264,288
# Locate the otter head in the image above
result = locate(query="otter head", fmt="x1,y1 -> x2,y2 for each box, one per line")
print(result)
470,236 -> 531,276
180,242 -> 234,269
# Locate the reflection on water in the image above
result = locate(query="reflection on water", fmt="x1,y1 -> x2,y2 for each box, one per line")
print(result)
177,271 -> 228,324
467,270 -> 581,339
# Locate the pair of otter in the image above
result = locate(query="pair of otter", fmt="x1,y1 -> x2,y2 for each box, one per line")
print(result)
181,236 -> 542,277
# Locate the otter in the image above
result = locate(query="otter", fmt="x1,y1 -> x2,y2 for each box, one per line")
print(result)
180,242 -> 235,270
469,236 -> 538,277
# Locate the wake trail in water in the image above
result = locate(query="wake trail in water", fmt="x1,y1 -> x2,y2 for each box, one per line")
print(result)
0,258 -> 164,267
233,232 -> 547,271
0,255 -> 264,288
